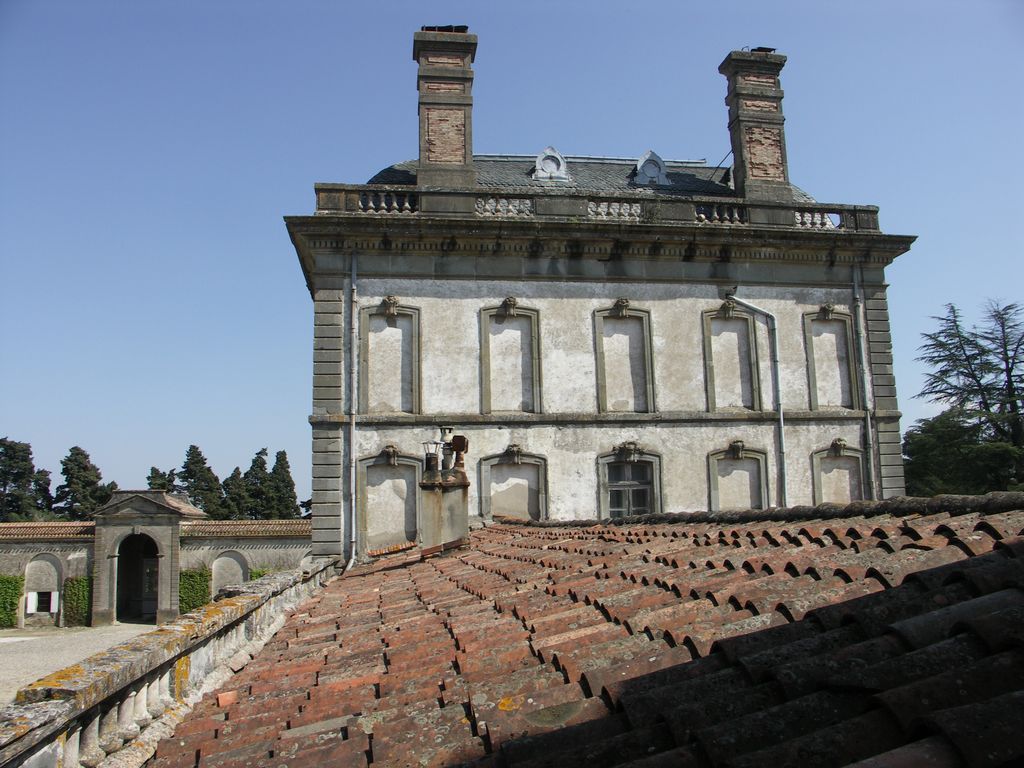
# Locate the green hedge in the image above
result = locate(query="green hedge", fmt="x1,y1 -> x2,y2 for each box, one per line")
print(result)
62,576 -> 92,626
0,574 -> 24,628
178,569 -> 211,614
249,568 -> 271,580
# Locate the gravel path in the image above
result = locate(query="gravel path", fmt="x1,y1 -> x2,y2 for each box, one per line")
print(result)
0,623 -> 154,703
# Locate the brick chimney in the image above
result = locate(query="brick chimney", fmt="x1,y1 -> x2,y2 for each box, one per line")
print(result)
718,49 -> 793,203
413,26 -> 477,189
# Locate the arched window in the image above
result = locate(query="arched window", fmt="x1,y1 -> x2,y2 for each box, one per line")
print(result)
212,551 -> 249,594
812,438 -> 865,504
359,296 -> 421,414
479,446 -> 548,521
597,442 -> 663,520
708,441 -> 770,511
595,299 -> 655,413
25,554 -> 62,617
357,446 -> 423,554
480,299 -> 541,413
804,305 -> 858,410
702,299 -> 762,411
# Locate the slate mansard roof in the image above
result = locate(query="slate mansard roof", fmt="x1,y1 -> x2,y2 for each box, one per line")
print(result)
367,155 -> 820,204
153,494 -> 1024,768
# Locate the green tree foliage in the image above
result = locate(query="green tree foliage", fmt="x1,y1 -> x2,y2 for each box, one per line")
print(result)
221,467 -> 250,520
0,574 -> 24,628
904,410 -> 1023,495
243,448 -> 270,519
918,302 -> 1023,448
906,302 -> 1024,494
62,576 -> 92,626
0,438 -> 52,521
267,450 -> 300,519
179,445 -> 227,519
54,446 -> 116,520
147,466 -> 180,492
178,568 -> 211,614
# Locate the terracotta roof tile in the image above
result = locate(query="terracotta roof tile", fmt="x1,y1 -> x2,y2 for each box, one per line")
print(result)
0,521 -> 94,540
154,501 -> 1024,767
180,519 -> 311,537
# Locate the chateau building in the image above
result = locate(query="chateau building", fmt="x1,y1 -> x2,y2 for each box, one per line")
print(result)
286,27 -> 915,561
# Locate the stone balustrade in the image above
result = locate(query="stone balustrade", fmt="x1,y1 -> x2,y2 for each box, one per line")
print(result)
0,557 -> 337,768
357,189 -> 417,214
311,183 -> 881,233
695,202 -> 747,224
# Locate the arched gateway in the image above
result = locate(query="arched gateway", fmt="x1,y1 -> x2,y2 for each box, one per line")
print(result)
91,491 -> 207,626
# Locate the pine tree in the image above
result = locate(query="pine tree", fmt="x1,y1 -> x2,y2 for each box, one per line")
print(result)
221,467 -> 250,520
147,466 -> 179,492
54,446 -> 116,520
267,450 -> 300,519
243,448 -> 270,518
179,445 -> 226,519
0,438 -> 53,521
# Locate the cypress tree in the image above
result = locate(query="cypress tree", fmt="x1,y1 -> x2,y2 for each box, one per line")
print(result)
267,450 -> 300,519
54,446 -> 116,520
243,448 -> 270,518
221,467 -> 250,520
0,438 -> 52,521
179,445 -> 226,519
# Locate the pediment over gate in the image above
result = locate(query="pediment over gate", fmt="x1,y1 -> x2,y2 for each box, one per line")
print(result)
93,490 -> 208,522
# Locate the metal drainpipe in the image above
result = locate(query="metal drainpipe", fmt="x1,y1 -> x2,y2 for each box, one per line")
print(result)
726,291 -> 788,508
345,255 -> 358,571
852,264 -> 877,499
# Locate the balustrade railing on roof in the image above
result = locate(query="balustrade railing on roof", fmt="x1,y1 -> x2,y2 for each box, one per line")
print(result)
311,184 -> 881,232
358,189 -> 417,214
695,202 -> 747,224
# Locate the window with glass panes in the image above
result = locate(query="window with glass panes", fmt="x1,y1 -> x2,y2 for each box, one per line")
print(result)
607,461 -> 653,518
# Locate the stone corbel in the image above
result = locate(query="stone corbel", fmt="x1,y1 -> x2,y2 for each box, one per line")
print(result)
719,298 -> 737,318
382,444 -> 400,466
382,296 -> 400,317
819,303 -> 835,320
616,440 -> 642,463
828,438 -> 847,457
504,444 -> 523,465
502,297 -> 518,318
727,440 -> 746,460
613,297 -> 631,317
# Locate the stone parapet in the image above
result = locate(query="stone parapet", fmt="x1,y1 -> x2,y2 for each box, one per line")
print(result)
0,557 -> 338,768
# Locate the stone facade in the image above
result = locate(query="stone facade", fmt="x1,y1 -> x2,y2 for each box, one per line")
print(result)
0,492 -> 312,627
286,28 -> 915,560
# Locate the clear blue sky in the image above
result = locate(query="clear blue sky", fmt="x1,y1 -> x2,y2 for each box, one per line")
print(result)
2,0 -> 1022,501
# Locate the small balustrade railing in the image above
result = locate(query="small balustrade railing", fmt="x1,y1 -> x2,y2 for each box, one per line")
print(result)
358,190 -> 417,214
0,559 -> 336,768
793,208 -> 841,229
695,202 -> 747,224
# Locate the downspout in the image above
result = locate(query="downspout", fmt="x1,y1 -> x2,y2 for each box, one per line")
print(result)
852,264 -> 877,499
345,255 -> 358,571
725,291 -> 788,508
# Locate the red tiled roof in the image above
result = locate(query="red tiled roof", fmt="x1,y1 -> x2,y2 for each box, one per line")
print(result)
0,521 -> 95,540
179,520 -> 311,538
152,496 -> 1024,767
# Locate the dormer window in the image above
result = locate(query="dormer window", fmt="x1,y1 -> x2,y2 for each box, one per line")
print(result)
533,146 -> 570,181
634,150 -> 669,186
